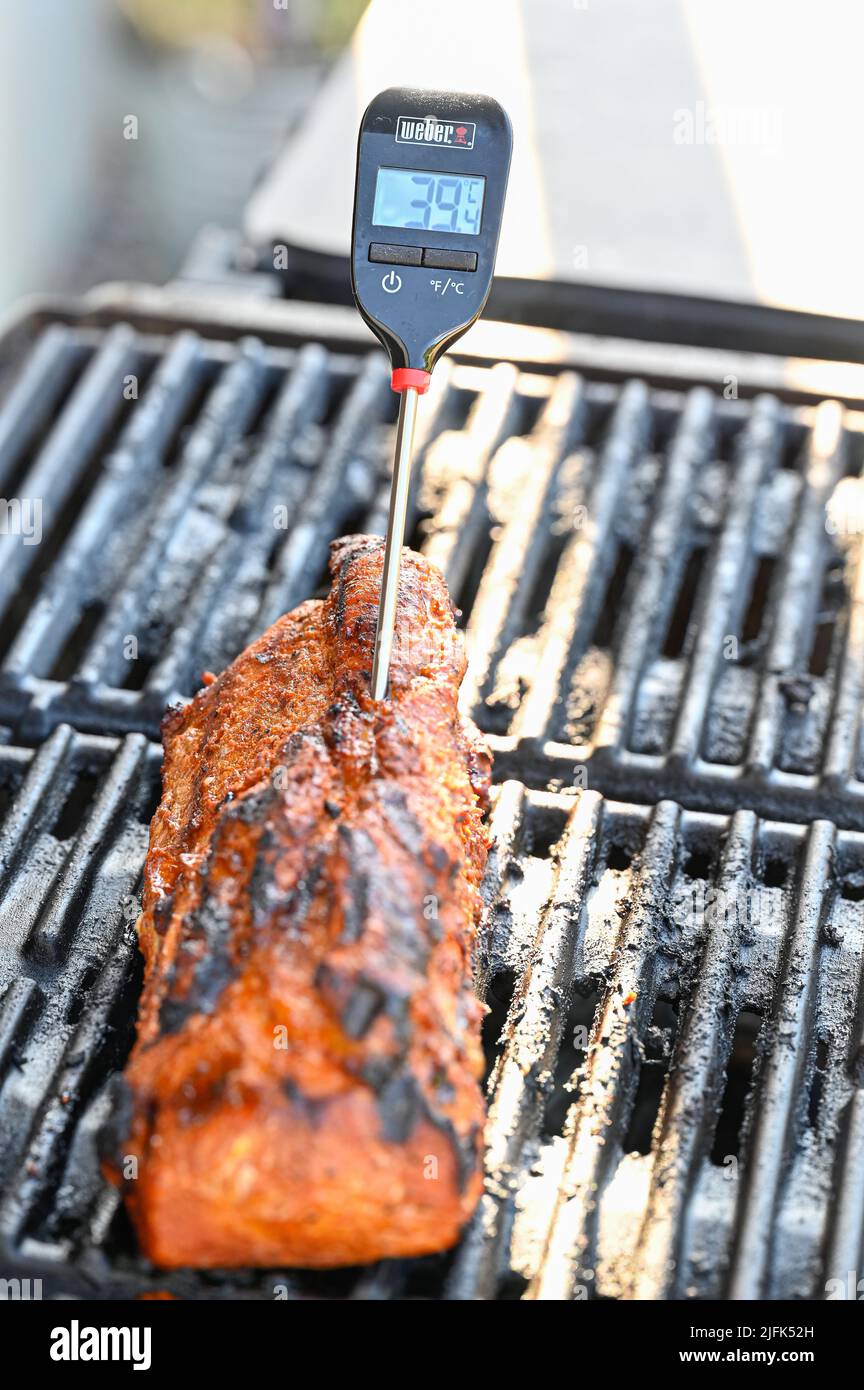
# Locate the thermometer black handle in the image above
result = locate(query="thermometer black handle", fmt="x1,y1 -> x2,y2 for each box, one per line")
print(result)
351,87 -> 512,393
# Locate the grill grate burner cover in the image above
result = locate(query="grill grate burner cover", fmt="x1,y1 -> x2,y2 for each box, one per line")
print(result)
2,301 -> 864,1298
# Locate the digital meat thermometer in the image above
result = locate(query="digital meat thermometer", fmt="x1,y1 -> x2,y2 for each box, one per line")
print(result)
350,87 -> 512,699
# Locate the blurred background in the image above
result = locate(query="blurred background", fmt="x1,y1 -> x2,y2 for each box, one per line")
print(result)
1,0 -> 862,332
0,0 -> 365,307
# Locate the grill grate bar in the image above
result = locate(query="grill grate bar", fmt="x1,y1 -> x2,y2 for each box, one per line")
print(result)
825,891 -> 864,1291
0,326 -> 141,622
823,532 -> 864,783
77,341 -> 273,694
726,819 -> 834,1299
626,809 -> 757,1300
0,731 -> 158,1250
449,789 -> 602,1299
823,1091 -> 864,1290
0,325 -> 88,492
668,397 -> 783,762
0,939 -> 138,1254
422,362 -> 521,598
0,724 -> 79,893
593,388 -> 716,755
527,798 -> 683,1300
746,404 -> 847,774
146,344 -> 331,695
459,372 -> 586,713
511,379 -> 651,739
0,977 -> 42,1079
255,352 -> 391,626
4,332 -> 205,678
24,733 -> 151,966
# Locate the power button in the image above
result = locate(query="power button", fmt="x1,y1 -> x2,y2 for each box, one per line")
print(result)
381,270 -> 402,293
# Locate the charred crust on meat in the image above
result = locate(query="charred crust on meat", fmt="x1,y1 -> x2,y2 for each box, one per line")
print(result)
279,1078 -> 331,1127
330,533 -> 380,577
336,883 -> 369,945
428,843 -> 450,875
334,824 -> 373,943
326,722 -> 345,751
152,892 -> 175,937
331,535 -> 380,632
457,1124 -> 482,1192
341,980 -> 386,1038
216,788 -> 272,827
324,692 -> 367,749
316,965 -> 388,1040
379,785 -> 424,855
360,1055 -> 395,1092
377,1074 -> 423,1143
158,889 -> 239,1034
157,993 -> 196,1037
372,1074 -> 478,1193
160,700 -> 190,739
250,835 -> 327,934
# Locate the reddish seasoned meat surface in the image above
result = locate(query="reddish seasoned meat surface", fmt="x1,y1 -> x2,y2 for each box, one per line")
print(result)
120,535 -> 491,1268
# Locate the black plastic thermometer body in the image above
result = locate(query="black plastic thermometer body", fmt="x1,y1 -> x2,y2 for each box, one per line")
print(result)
350,87 -> 512,700
351,86 -> 512,388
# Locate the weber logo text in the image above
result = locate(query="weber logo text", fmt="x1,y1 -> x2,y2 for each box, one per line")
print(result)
396,116 -> 476,149
50,1320 -> 151,1371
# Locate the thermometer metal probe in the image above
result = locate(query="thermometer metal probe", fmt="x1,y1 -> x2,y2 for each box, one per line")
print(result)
350,86 -> 512,700
370,382 -> 419,699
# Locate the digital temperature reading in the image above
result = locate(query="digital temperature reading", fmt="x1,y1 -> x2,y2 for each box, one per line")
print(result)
372,166 -> 485,235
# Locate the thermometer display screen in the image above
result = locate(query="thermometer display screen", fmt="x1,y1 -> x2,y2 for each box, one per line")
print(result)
372,166 -> 485,235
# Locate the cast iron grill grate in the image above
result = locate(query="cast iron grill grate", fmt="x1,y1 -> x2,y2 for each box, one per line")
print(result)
3,315 -> 864,832
457,382 -> 864,829
2,303 -> 864,1299
0,321 -> 541,741
0,736 -> 862,1299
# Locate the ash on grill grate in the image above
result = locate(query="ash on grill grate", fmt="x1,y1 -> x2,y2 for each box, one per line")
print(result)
454,383 -> 864,829
0,728 -> 157,1284
0,323 -> 541,742
6,313 -> 864,832
454,785 -> 864,1301
1,741 -> 862,1300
